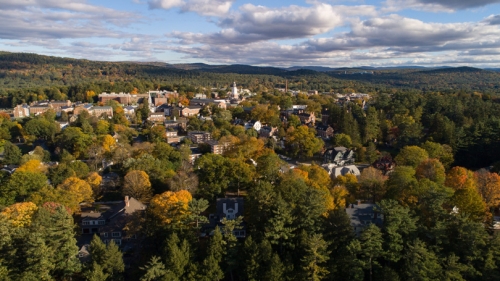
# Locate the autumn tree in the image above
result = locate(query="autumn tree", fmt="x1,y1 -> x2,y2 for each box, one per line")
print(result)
394,145 -> 429,168
285,125 -> 324,158
445,166 -> 476,191
123,170 -> 153,203
415,158 -> 446,185
149,190 -> 192,225
474,169 -> 500,210
358,166 -> 388,202
86,172 -> 103,200
0,202 -> 38,228
58,177 -> 93,203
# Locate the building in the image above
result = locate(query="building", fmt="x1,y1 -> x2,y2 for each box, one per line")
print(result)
12,104 -> 29,118
189,147 -> 202,164
166,130 -> 181,143
346,202 -> 383,235
323,147 -> 355,165
148,112 -> 166,123
98,92 -> 150,105
321,109 -> 330,126
90,106 -> 113,118
203,198 -> 246,238
297,112 -> 315,125
316,125 -> 334,139
80,196 -> 146,245
206,140 -> 233,155
259,126 -> 278,138
231,82 -> 239,100
187,131 -> 212,144
180,106 -> 202,117
244,120 -> 262,132
322,164 -> 360,178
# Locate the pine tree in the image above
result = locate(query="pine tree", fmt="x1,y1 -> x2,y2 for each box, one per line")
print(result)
403,239 -> 442,280
43,206 -> 81,278
86,262 -> 109,281
140,256 -> 166,281
103,240 -> 125,280
22,232 -> 54,281
164,233 -> 190,279
301,234 -> 331,281
359,224 -> 383,281
264,253 -> 285,281
198,228 -> 225,281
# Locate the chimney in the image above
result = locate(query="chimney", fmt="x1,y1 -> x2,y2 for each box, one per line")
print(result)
125,196 -> 129,207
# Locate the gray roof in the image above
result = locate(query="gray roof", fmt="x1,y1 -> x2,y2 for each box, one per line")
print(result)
345,203 -> 383,229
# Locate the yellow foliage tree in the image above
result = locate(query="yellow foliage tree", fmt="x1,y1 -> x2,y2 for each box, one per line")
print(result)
0,202 -> 38,227
17,159 -> 47,173
293,165 -> 335,213
123,170 -> 153,203
101,134 -> 116,152
149,190 -> 193,224
330,186 -> 349,210
86,172 -> 103,200
28,186 -> 81,214
57,177 -> 93,203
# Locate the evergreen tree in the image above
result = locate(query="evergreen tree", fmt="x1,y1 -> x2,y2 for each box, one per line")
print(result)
403,239 -> 442,281
359,224 -> 384,281
300,233 -> 330,281
140,256 -> 166,281
198,228 -> 225,281
86,262 -> 109,281
22,232 -> 54,281
164,233 -> 190,279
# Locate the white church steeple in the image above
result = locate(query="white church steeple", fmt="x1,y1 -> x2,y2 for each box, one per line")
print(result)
232,82 -> 239,99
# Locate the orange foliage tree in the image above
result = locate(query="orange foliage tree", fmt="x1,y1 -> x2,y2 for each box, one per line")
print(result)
474,169 -> 500,209
17,159 -> 47,173
445,166 -> 476,190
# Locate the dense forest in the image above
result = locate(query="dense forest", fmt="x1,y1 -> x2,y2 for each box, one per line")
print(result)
2,52 -> 500,280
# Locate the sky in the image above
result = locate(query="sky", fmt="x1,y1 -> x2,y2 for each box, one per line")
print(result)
1,0 -> 500,67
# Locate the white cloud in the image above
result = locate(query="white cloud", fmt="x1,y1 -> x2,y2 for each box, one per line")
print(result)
384,0 -> 500,12
148,0 -> 235,16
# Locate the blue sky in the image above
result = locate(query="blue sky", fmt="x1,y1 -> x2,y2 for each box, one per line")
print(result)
1,0 -> 500,67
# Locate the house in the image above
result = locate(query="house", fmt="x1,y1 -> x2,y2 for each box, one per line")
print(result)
323,147 -> 355,165
80,196 -> 146,246
345,202 -> 383,235
165,117 -> 188,132
259,126 -> 278,138
189,147 -> 202,164
123,106 -> 136,115
244,120 -> 262,132
297,112 -> 315,125
322,164 -> 360,178
180,106 -> 202,117
203,198 -> 246,238
188,131 -> 212,144
316,125 -> 334,139
77,244 -> 91,262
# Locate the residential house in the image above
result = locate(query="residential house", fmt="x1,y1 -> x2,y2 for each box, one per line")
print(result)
323,147 -> 355,165
189,147 -> 202,164
316,124 -> 334,139
297,112 -> 315,125
203,198 -> 246,238
244,120 -> 262,132
80,196 -> 146,246
322,164 -> 360,178
259,126 -> 278,138
180,106 -> 202,117
90,106 -> 113,118
345,202 -> 383,235
166,130 -> 181,144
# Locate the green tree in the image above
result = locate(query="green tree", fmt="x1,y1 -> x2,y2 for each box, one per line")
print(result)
301,233 -> 330,281
403,239 -> 442,281
286,125 -> 324,158
359,224 -> 383,281
2,141 -> 21,165
194,154 -> 230,199
140,256 -> 166,281
86,263 -> 109,281
394,146 -> 429,168
334,133 -> 352,147
198,228 -> 225,281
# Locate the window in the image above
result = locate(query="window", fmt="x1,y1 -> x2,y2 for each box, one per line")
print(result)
101,233 -> 108,238
98,220 -> 105,225
82,221 -> 89,225
112,232 -> 121,237
79,253 -> 85,258
113,239 -> 121,245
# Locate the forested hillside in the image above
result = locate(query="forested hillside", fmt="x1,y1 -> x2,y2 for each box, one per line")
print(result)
2,52 -> 500,108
